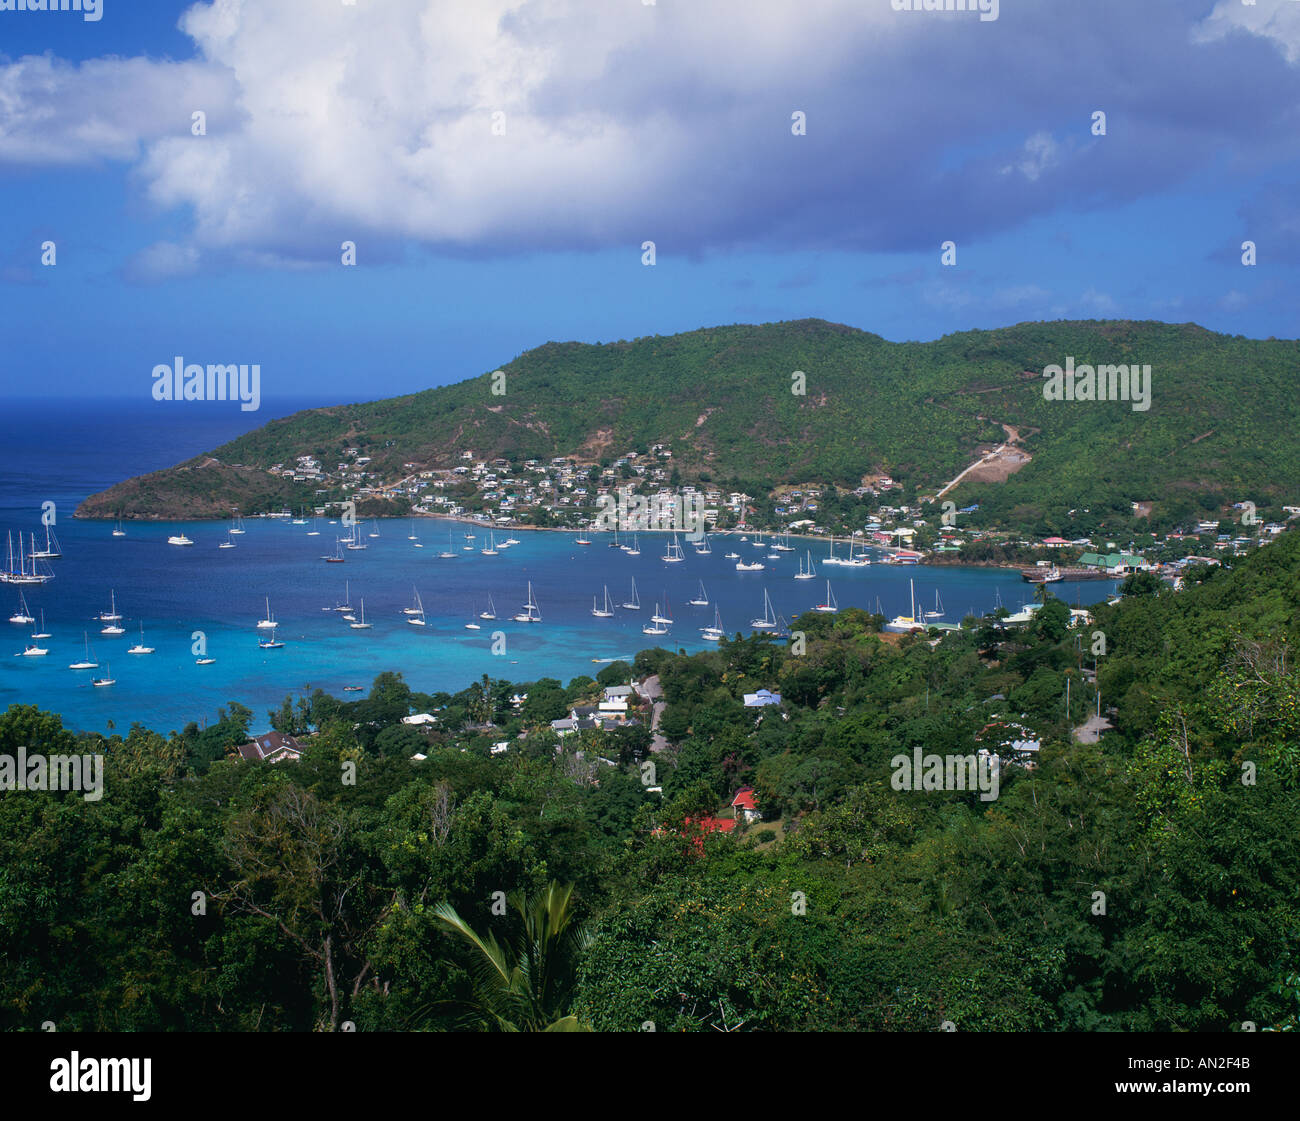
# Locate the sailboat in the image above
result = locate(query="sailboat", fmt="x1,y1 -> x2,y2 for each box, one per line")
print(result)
403,587 -> 424,615
481,531 -> 498,556
31,610 -> 51,639
345,524 -> 367,550
575,532 -> 592,546
650,597 -> 673,626
813,580 -> 839,614
478,595 -> 497,621
69,632 -> 98,670
219,532 -> 236,549
406,589 -> 427,626
349,599 -> 373,629
621,578 -> 641,611
623,534 -> 641,557
9,591 -> 34,625
292,509 -> 308,525
97,590 -> 122,622
688,580 -> 709,607
92,661 -> 115,687
701,606 -> 725,641
642,604 -> 669,636
257,597 -> 277,629
111,518 -> 126,537
884,578 -> 926,633
128,622 -> 154,654
822,535 -> 841,567
591,586 -> 615,618
1,532 -> 54,584
513,582 -> 542,623
258,627 -> 285,649
306,518 -> 321,537
924,590 -> 945,619
333,582 -> 353,612
438,530 -> 457,559
662,533 -> 685,563
31,524 -> 61,559
408,520 -> 419,541
772,530 -> 794,553
750,588 -> 777,630
843,536 -> 871,567
324,537 -> 346,563
694,533 -> 712,555
367,522 -> 380,538
794,550 -> 817,580
465,599 -> 482,629
229,515 -> 246,535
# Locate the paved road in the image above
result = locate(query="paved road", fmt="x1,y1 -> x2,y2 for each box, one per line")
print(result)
641,674 -> 669,753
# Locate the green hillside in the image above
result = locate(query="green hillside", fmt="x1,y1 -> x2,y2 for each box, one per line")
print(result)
76,318 -> 1300,525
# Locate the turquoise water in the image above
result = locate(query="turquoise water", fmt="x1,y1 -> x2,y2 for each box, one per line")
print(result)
1,516 -> 1118,734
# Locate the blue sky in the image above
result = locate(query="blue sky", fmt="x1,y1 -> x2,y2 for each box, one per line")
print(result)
1,0 -> 1297,404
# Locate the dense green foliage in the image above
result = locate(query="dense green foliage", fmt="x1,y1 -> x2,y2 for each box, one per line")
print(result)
79,319 -> 1300,536
2,532 -> 1297,1031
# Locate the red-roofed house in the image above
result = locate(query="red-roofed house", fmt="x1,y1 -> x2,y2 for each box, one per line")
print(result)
235,731 -> 303,763
731,786 -> 761,824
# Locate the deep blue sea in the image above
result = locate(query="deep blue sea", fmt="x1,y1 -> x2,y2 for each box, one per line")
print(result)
0,398 -> 1120,735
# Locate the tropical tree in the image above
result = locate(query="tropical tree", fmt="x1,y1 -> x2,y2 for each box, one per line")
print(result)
431,881 -> 593,1031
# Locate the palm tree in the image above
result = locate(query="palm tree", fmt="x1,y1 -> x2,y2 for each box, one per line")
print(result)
432,881 -> 594,1031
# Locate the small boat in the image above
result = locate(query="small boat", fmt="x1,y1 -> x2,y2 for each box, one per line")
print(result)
750,588 -> 778,630
794,550 -> 816,580
345,525 -> 367,550
513,582 -> 541,623
924,591 -> 945,619
19,642 -> 47,657
772,531 -> 795,553
112,519 -> 126,537
219,533 -> 236,549
883,578 -> 926,634
438,530 -> 457,559
592,586 -> 615,618
650,598 -> 673,626
642,604 -> 669,636
662,534 -> 685,563
342,685 -> 364,692
504,537 -> 520,546
623,534 -> 641,557
349,599 -> 373,629
701,606 -> 725,642
813,580 -> 839,614
9,591 -> 34,625
69,632 -> 98,670
481,531 -> 498,556
97,590 -> 123,622
465,600 -> 481,630
324,538 -> 346,563
196,656 -> 216,665
622,578 -> 641,610
92,662 -> 115,687
292,509 -> 308,526
31,610 -> 51,640
256,597 -> 277,629
128,622 -> 154,654
368,523 -> 380,538
258,631 -> 285,649
822,535 -> 842,567
694,533 -> 712,555
480,595 -> 497,621
228,515 -> 246,535
31,524 -> 62,559
688,580 -> 709,607
575,534 -> 592,546
100,618 -> 125,636
408,520 -> 419,541
306,519 -> 321,537
167,534 -> 194,546
724,550 -> 740,560
407,588 -> 427,626
333,582 -> 353,612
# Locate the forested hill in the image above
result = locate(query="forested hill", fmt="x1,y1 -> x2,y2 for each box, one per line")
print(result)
77,318 -> 1300,520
